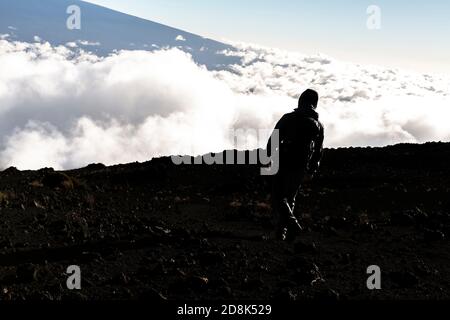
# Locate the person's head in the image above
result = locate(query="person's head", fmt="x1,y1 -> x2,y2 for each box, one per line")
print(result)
298,89 -> 319,110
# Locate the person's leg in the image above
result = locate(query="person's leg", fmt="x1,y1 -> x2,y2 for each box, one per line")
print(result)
273,204 -> 288,240
284,174 -> 304,241
272,176 -> 289,240
291,188 -> 299,213
272,170 -> 304,241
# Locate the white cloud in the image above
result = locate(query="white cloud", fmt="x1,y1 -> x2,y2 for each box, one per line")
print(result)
175,35 -> 186,42
217,42 -> 450,146
65,42 -> 78,48
78,40 -> 101,46
0,39 -> 449,170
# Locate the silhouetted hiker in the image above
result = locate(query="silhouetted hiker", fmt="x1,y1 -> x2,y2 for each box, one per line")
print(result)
267,89 -> 325,241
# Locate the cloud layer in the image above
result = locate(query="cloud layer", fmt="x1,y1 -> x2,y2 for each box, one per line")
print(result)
0,38 -> 449,170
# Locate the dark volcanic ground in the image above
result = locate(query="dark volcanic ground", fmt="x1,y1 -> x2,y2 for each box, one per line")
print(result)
0,143 -> 449,301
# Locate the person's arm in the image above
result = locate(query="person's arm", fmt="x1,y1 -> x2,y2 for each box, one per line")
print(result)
266,117 -> 284,156
307,123 -> 324,176
266,132 -> 273,155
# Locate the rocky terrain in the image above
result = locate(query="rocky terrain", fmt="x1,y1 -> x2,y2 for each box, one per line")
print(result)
0,142 -> 449,301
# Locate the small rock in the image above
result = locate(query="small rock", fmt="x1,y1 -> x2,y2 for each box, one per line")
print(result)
314,287 -> 340,301
413,208 -> 429,224
273,289 -> 297,301
290,258 -> 322,285
188,276 -> 209,289
112,272 -> 130,285
325,226 -> 338,237
170,275 -> 209,294
139,288 -> 167,301
329,216 -> 350,229
242,277 -> 264,291
423,228 -> 445,241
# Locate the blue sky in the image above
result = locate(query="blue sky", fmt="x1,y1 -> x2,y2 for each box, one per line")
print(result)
83,0 -> 450,74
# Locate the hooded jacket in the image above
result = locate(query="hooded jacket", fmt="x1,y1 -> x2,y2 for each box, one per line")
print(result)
268,106 -> 324,174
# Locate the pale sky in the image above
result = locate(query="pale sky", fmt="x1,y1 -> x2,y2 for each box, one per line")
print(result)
84,1 -> 448,74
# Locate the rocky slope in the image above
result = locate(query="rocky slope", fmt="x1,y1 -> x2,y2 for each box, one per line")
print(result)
0,143 -> 449,301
